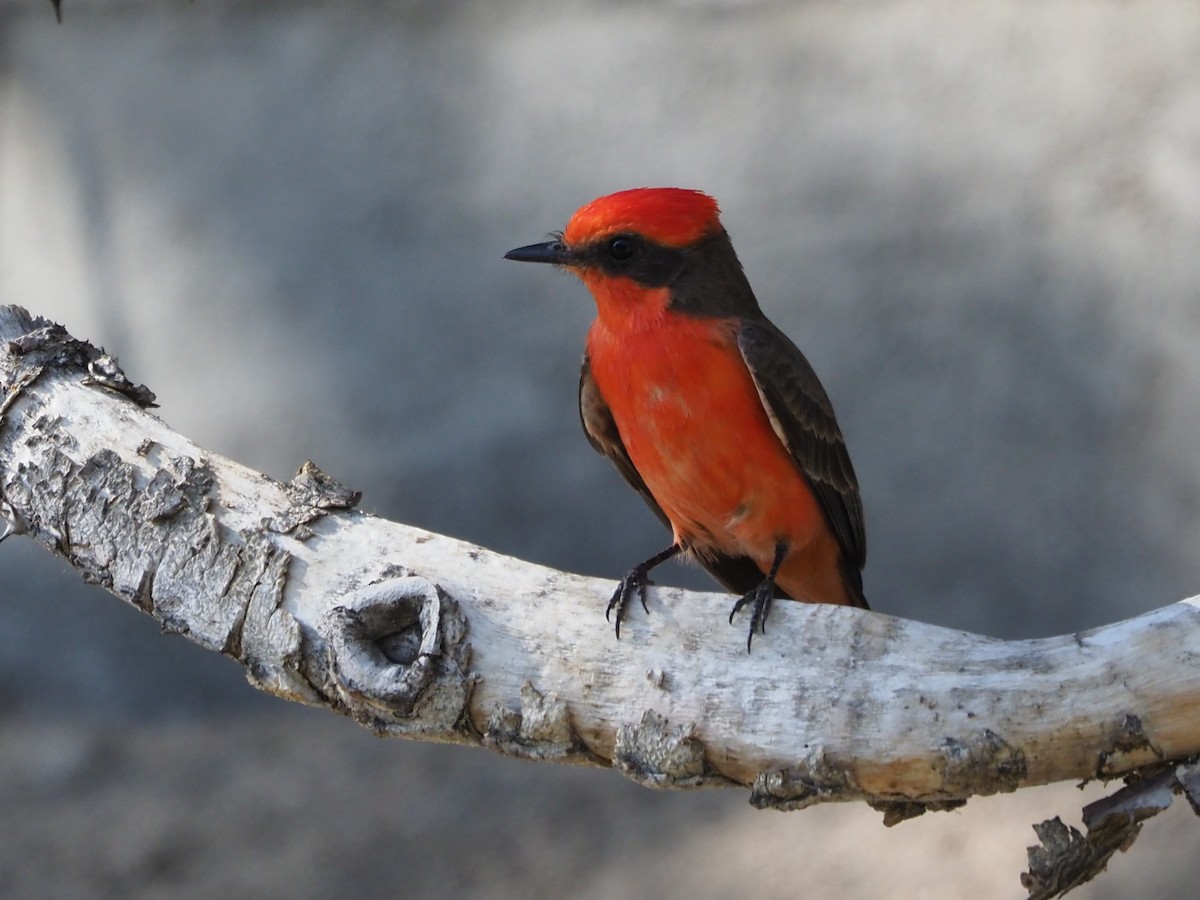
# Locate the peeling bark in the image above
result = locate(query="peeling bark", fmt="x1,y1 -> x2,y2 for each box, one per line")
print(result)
1,305 -> 1199,897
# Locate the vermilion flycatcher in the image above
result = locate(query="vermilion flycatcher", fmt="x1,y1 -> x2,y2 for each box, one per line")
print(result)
506,188 -> 867,649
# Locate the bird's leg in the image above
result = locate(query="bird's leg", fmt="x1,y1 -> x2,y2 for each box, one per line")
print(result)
607,544 -> 683,638
728,541 -> 787,653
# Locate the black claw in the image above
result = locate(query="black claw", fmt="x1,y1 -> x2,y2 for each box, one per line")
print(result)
727,542 -> 788,654
605,544 -> 682,640
728,592 -> 751,625
606,570 -> 653,638
729,581 -> 773,653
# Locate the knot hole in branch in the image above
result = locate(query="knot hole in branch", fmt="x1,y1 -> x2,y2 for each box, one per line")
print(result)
322,576 -> 472,736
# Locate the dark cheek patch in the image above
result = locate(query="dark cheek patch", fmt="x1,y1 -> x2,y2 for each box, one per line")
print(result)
585,241 -> 687,288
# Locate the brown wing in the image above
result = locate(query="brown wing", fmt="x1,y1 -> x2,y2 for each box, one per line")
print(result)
579,354 -> 775,596
736,319 -> 868,607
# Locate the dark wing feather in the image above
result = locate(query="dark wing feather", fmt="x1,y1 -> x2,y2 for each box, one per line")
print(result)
579,354 -> 775,596
736,319 -> 868,606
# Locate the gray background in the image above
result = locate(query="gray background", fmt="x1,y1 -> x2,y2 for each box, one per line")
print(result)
2,1 -> 1199,897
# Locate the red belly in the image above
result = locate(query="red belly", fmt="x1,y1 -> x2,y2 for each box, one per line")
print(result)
586,314 -> 842,603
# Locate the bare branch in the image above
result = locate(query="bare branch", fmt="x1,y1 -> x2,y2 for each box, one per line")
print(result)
1,305 -> 1198,895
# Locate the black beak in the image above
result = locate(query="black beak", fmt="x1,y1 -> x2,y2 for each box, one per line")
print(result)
504,240 -> 576,265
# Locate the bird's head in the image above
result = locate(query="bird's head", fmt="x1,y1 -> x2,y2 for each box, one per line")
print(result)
562,187 -> 722,250
506,188 -> 758,326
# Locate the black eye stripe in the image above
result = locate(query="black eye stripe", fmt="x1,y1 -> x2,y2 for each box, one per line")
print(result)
584,235 -> 687,287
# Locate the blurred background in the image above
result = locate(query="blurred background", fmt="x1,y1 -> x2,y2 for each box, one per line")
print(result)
3,1 -> 1200,896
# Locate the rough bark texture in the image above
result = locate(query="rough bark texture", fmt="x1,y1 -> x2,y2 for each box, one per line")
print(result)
1,305 -> 1197,896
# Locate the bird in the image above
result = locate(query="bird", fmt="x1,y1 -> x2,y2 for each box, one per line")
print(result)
505,188 -> 867,650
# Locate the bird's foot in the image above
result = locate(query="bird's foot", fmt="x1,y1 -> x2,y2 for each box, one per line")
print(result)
728,581 -> 774,653
606,567 -> 653,639
728,542 -> 787,653
605,544 -> 682,639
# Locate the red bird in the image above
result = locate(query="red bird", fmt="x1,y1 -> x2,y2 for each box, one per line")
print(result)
506,188 -> 867,649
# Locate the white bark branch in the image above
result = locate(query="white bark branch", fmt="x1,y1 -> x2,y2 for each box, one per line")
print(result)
1,305 -> 1197,896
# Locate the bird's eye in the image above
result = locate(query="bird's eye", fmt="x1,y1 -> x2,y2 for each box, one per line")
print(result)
607,236 -> 637,262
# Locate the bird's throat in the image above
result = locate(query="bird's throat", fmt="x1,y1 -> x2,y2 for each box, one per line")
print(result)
579,272 -> 673,335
